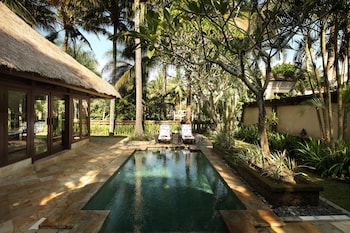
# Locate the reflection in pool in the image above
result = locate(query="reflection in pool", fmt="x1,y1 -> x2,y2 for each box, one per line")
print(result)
83,148 -> 245,232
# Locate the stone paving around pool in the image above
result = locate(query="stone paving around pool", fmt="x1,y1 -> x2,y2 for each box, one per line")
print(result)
0,136 -> 349,233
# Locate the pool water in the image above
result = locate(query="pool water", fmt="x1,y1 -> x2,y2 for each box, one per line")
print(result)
83,148 -> 245,232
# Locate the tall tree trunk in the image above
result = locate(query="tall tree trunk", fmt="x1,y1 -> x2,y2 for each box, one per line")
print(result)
63,31 -> 69,52
109,24 -> 118,136
256,91 -> 270,157
321,24 -> 332,143
185,74 -> 192,124
345,21 -> 350,137
306,36 -> 325,139
162,65 -> 167,119
325,25 -> 335,143
134,0 -> 144,138
238,52 -> 270,157
334,18 -> 343,140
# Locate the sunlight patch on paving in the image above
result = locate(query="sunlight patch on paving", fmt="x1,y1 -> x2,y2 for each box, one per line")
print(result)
40,191 -> 65,205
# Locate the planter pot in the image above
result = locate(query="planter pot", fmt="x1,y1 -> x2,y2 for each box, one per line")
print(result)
227,160 -> 323,207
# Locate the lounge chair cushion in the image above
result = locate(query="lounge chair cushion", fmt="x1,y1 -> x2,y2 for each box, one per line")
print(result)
158,124 -> 171,141
181,124 -> 195,143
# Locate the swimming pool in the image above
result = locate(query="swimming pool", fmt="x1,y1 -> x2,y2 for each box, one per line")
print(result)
83,148 -> 245,232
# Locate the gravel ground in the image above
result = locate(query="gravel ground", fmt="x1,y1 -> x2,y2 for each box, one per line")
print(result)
272,198 -> 346,217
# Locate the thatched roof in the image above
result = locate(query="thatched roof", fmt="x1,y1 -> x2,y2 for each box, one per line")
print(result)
0,3 -> 120,98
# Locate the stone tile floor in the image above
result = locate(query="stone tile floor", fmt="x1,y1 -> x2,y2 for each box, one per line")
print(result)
0,136 -> 349,233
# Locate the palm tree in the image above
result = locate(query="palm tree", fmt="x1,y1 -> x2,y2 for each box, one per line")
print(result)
66,42 -> 98,72
94,0 -> 133,135
2,0 -> 56,30
134,0 -> 143,138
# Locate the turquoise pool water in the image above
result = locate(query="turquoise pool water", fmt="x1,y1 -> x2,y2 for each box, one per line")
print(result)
83,148 -> 245,232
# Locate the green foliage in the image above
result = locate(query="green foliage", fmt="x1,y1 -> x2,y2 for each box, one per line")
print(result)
296,138 -> 350,178
264,150 -> 298,181
235,126 -> 259,145
327,141 -> 350,178
213,130 -> 235,150
115,96 -> 136,120
238,148 -> 298,182
128,131 -> 155,141
237,147 -> 264,167
267,131 -> 301,156
90,123 -> 109,136
115,124 -> 135,135
272,63 -> 298,78
236,126 -> 350,178
236,125 -> 301,156
296,138 -> 333,174
90,99 -> 109,120
266,111 -> 279,128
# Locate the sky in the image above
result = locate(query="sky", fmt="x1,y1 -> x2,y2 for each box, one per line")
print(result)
84,32 -> 112,74
84,31 -> 161,80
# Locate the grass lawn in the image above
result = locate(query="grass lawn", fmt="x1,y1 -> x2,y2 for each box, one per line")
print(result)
304,172 -> 350,212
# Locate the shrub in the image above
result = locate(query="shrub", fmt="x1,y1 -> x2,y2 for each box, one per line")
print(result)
327,141 -> 350,178
237,147 -> 264,166
214,130 -> 235,149
267,131 -> 301,157
236,126 -> 301,156
264,150 -> 298,182
238,148 -> 298,183
296,138 -> 350,178
295,138 -> 331,174
235,125 -> 259,145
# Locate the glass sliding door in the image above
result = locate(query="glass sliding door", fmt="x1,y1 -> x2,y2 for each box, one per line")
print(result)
34,93 -> 67,158
7,90 -> 28,162
72,98 -> 80,140
52,95 -> 66,152
81,99 -> 89,137
34,94 -> 49,156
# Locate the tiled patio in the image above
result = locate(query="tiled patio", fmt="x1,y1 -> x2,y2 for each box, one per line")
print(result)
0,136 -> 349,233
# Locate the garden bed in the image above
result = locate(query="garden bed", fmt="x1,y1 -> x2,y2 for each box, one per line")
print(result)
227,159 -> 323,207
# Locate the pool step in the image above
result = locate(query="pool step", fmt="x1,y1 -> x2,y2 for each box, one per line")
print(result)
220,209 -> 285,233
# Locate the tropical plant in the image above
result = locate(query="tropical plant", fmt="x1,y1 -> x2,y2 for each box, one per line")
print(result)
264,150 -> 298,183
267,131 -> 301,156
235,126 -> 260,145
327,141 -> 350,178
45,0 -> 101,52
66,42 -> 98,71
141,0 -> 309,158
213,130 -> 235,150
296,138 -> 329,171
293,0 -> 350,143
1,0 -> 56,29
295,138 -> 350,178
133,0 -> 143,138
237,147 -> 264,168
237,147 -> 299,183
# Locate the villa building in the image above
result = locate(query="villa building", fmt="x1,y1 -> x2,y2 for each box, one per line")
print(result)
0,3 -> 120,173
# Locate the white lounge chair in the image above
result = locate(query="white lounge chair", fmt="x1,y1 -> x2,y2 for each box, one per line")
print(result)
157,124 -> 171,143
181,124 -> 195,144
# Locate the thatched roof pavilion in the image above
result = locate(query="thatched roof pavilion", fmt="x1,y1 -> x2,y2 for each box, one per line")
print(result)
0,2 -> 120,98
0,2 -> 122,170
